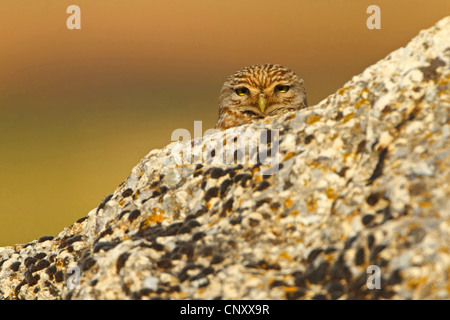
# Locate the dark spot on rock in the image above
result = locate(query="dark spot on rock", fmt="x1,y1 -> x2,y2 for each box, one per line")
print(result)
356,140 -> 366,154
307,249 -> 323,263
366,192 -> 381,206
192,231 -> 206,241
304,134 -> 314,145
24,270 -> 40,286
408,227 -> 426,244
369,244 -> 386,263
269,279 -> 286,288
240,174 -> 252,187
270,202 -> 281,210
195,206 -> 208,217
10,261 -> 21,272
119,210 -> 131,220
255,180 -> 270,192
122,188 -> 133,198
128,209 -> 141,223
157,259 -> 173,269
81,258 -> 96,271
67,245 -> 74,253
24,257 -> 37,269
211,254 -> 225,265
22,242 -> 35,249
200,246 -> 214,257
286,288 -> 306,300
38,235 -> 54,243
328,282 -> 345,300
362,214 -> 375,226
335,111 -> 343,121
59,234 -> 83,249
222,198 -> 234,214
93,241 -> 116,253
96,193 -> 114,214
150,242 -> 165,251
419,57 -> 446,81
230,216 -> 242,225
255,198 -> 271,208
31,259 -> 50,273
34,252 -> 47,260
409,181 -> 426,196
367,234 -> 375,249
97,227 -> 113,241
329,254 -> 351,282
201,180 -> 207,189
165,222 -> 183,236
116,252 -> 130,273
306,261 -> 329,284
205,187 -> 219,201
45,264 -> 57,276
312,294 -> 327,300
195,164 -> 203,170
367,148 -> 388,185
344,236 -> 357,249
354,248 -> 365,266
220,179 -> 232,197
14,280 -> 27,296
293,272 -> 306,287
381,105 -> 392,114
387,269 -> 403,285
210,167 -> 225,179
54,270 -> 64,283
33,286 -> 40,294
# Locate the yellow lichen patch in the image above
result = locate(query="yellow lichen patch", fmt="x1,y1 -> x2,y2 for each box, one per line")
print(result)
407,277 -> 427,290
283,152 -> 295,161
343,112 -> 355,122
119,200 -> 125,206
284,198 -> 294,208
291,210 -> 299,216
359,88 -> 370,98
283,286 -> 298,293
305,198 -> 317,212
355,99 -> 370,109
141,214 -> 164,229
286,113 -> 297,120
308,115 -> 322,125
326,188 -> 338,200
343,153 -> 353,163
133,190 -> 140,200
419,202 -> 433,208
338,86 -> 353,95
279,251 -> 293,261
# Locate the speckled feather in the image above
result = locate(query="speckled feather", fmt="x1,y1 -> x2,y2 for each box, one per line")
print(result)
215,64 -> 308,130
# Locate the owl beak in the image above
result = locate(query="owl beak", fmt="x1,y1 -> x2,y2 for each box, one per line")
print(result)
258,96 -> 268,113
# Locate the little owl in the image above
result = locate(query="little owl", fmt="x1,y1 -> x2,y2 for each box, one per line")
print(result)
215,64 -> 308,130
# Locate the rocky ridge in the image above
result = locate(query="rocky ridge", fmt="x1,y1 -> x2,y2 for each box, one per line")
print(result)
0,16 -> 449,300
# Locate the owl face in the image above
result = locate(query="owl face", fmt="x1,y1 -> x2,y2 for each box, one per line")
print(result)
216,64 -> 307,130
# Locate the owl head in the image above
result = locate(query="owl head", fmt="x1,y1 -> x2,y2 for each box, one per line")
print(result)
216,64 -> 308,130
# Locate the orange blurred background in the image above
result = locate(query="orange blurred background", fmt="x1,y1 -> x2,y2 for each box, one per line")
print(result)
0,1 -> 449,245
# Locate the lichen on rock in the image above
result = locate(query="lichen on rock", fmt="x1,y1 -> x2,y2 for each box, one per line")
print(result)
1,16 -> 449,300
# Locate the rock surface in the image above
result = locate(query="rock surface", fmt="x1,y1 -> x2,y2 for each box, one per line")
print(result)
1,17 -> 449,300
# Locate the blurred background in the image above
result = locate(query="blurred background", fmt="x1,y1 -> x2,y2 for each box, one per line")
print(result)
0,0 -> 449,246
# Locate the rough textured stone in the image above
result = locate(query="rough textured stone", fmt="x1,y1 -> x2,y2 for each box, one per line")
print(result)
1,17 -> 449,300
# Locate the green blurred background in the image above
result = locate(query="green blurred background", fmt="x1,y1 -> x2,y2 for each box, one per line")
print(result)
1,1 -> 449,246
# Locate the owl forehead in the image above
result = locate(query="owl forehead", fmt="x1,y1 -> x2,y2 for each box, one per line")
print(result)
227,64 -> 296,89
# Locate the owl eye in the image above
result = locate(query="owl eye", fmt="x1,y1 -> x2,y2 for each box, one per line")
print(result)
235,87 -> 249,96
275,85 -> 290,93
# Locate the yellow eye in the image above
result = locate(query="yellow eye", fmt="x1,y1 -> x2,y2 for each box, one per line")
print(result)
275,85 -> 290,93
235,87 -> 249,96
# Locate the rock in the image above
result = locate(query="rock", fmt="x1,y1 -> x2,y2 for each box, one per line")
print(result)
1,16 -> 449,300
